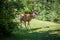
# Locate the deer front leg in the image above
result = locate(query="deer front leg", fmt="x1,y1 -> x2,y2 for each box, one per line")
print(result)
20,20 -> 22,28
28,21 -> 30,29
24,22 -> 27,30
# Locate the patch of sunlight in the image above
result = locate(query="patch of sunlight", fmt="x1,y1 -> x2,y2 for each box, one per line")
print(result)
30,19 -> 60,29
31,19 -> 59,27
49,31 -> 60,35
38,28 -> 49,31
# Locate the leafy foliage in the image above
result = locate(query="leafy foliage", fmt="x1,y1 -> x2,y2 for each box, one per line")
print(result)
0,0 -> 18,36
14,0 -> 60,23
0,0 -> 60,36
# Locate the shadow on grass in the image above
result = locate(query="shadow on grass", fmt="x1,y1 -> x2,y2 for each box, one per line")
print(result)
30,27 -> 42,31
0,29 -> 60,40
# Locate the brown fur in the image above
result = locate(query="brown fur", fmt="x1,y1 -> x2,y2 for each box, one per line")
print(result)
20,14 -> 33,22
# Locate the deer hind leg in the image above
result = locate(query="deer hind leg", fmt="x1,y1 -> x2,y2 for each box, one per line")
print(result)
20,19 -> 23,28
20,15 -> 23,28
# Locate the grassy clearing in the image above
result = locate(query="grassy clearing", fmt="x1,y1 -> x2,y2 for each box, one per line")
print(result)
30,19 -> 60,32
1,19 -> 60,40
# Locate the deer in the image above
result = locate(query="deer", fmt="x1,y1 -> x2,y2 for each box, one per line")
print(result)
20,10 -> 37,30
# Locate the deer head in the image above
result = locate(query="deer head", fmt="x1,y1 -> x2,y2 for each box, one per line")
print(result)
32,10 -> 37,18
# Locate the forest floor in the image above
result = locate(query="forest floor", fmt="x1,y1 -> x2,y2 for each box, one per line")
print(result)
1,19 -> 60,40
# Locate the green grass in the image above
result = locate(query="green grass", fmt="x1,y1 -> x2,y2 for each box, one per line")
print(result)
1,19 -> 60,40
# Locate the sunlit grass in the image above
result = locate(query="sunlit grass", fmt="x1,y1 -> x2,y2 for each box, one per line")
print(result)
29,19 -> 60,33
14,18 -> 60,34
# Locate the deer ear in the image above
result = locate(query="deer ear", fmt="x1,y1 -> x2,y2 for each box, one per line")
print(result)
36,12 -> 38,15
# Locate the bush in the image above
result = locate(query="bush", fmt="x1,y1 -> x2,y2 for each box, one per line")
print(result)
0,0 -> 18,36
